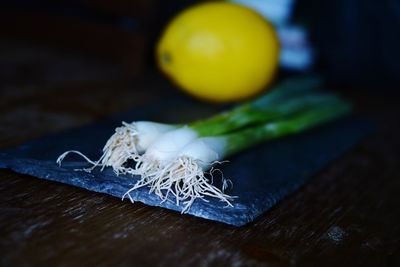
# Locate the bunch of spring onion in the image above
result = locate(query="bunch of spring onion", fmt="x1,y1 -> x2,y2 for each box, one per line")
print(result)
57,77 -> 351,212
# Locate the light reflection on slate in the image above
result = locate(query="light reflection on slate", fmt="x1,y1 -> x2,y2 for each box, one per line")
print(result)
0,100 -> 370,226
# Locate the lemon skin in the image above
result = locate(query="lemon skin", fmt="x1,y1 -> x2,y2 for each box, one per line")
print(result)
157,2 -> 280,103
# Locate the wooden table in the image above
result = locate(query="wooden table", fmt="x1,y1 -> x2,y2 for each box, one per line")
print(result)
1,46 -> 399,267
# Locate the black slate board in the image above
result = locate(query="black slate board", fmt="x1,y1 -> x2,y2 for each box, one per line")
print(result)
0,100 -> 371,226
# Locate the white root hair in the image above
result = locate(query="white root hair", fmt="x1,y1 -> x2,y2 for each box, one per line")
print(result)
56,122 -> 141,175
122,156 -> 234,213
57,124 -> 235,212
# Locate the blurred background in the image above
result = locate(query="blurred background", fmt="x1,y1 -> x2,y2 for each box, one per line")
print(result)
1,0 -> 399,145
2,0 -> 400,86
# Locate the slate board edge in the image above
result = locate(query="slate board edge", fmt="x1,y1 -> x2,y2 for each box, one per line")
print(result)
0,153 -> 255,226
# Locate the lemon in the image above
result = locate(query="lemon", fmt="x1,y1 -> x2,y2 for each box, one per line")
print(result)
156,2 -> 280,103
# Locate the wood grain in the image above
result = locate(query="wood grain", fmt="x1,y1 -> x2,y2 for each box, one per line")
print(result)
0,45 -> 399,267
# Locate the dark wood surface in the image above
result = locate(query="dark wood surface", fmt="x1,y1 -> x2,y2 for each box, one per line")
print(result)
1,46 -> 400,267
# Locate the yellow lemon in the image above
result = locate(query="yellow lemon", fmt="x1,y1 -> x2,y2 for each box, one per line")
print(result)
156,2 -> 280,103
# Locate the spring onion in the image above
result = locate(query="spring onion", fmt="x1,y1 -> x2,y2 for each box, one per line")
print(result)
57,77 -> 351,212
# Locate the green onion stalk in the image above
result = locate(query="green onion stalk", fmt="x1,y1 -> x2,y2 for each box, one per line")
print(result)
57,77 -> 351,212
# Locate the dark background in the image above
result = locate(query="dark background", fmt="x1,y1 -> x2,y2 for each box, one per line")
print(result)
298,0 -> 400,89
1,0 -> 400,90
